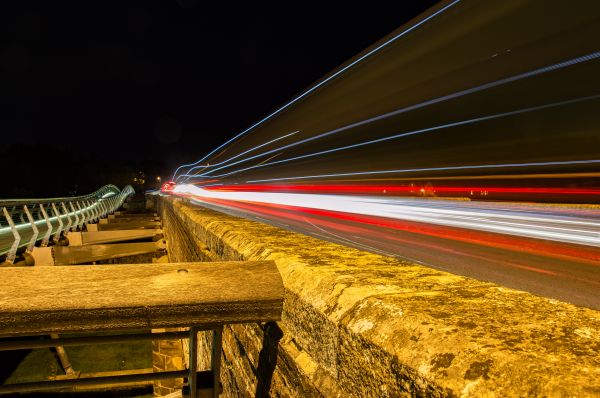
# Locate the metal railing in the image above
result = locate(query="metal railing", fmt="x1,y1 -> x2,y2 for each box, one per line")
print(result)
0,185 -> 135,262
0,327 -> 223,397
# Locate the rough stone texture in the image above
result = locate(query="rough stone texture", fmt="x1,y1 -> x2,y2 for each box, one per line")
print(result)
97,251 -> 163,264
98,221 -> 161,230
152,330 -> 186,397
160,199 -> 216,263
0,261 -> 283,336
159,196 -> 600,397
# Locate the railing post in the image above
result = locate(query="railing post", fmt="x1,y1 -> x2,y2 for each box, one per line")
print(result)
39,204 -> 53,247
87,200 -> 94,223
69,202 -> 79,231
188,327 -> 198,398
99,200 -> 107,218
184,326 -> 222,398
2,207 -> 20,264
90,200 -> 96,222
86,200 -> 93,223
211,327 -> 223,398
50,334 -> 75,375
23,205 -> 39,253
83,201 -> 90,225
17,207 -> 25,224
62,202 -> 73,234
76,202 -> 85,229
51,203 -> 63,242
91,200 -> 100,222
85,200 -> 92,225
78,201 -> 86,226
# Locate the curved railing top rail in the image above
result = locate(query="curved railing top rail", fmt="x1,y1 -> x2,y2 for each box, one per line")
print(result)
0,184 -> 124,207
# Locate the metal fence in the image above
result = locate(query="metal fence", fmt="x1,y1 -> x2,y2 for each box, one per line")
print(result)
0,185 -> 135,262
0,327 -> 222,397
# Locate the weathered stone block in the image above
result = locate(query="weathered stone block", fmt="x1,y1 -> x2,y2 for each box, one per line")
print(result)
159,197 -> 600,397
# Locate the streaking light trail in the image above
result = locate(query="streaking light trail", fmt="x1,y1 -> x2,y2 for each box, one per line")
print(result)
172,184 -> 600,248
173,2 -> 600,194
182,131 -> 300,176
178,50 -> 600,182
183,94 -> 600,180
246,159 -> 600,183
166,2 -> 600,307
172,0 -> 462,181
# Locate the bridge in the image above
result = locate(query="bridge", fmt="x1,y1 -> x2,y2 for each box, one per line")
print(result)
1,1 -> 600,397
0,185 -> 135,264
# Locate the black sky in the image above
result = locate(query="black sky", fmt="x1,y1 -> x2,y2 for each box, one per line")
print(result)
0,1 -> 439,197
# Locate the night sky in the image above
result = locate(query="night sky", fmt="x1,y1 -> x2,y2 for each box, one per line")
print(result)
1,1 -> 439,198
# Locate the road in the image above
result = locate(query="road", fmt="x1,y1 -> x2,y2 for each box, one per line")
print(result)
173,187 -> 600,309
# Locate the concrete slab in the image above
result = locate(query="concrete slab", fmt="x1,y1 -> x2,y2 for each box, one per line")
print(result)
30,247 -> 54,266
53,241 -> 165,265
118,213 -> 158,218
98,221 -> 161,231
0,261 -> 283,336
68,230 -> 162,246
109,216 -> 160,223
86,223 -> 98,232
68,232 -> 83,246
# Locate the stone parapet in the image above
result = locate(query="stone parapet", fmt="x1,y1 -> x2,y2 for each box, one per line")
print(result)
159,197 -> 600,397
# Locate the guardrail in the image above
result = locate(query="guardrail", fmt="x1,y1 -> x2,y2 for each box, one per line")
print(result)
0,185 -> 135,263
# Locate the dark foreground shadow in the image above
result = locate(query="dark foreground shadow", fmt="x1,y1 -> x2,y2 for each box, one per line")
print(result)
254,322 -> 283,398
1,386 -> 151,398
0,349 -> 31,384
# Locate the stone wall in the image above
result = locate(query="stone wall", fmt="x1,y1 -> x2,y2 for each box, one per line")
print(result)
152,330 -> 186,397
158,196 -> 600,397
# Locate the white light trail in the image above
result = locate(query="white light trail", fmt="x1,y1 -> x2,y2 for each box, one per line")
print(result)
172,184 -> 600,247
